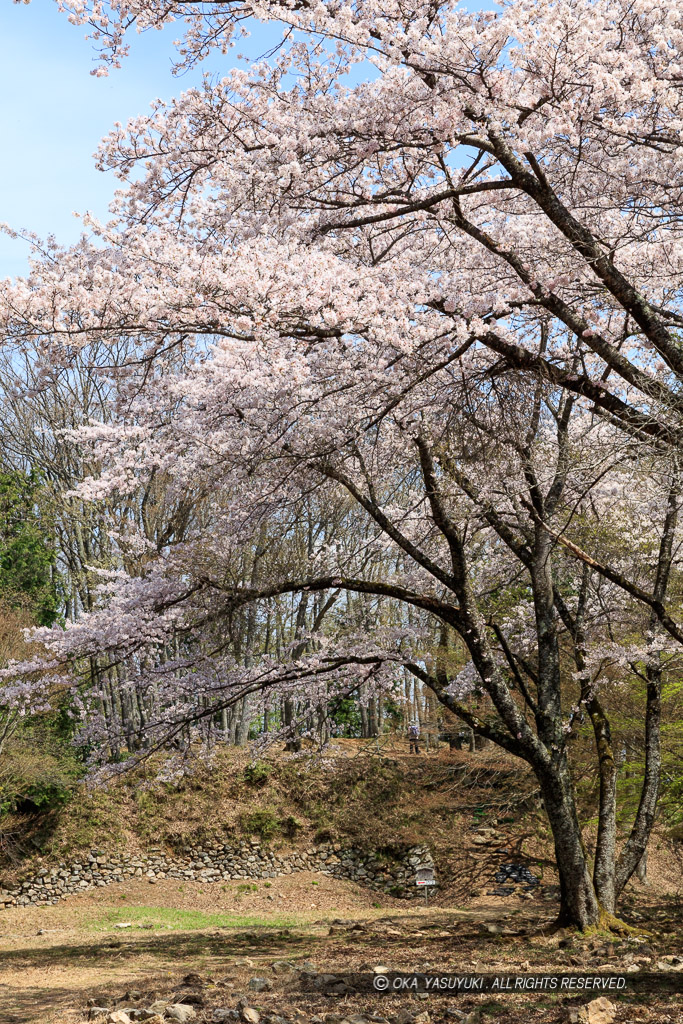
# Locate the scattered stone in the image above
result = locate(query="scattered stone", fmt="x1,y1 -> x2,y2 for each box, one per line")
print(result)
165,1005 -> 197,1023
373,966 -> 389,974
240,1008 -> 260,1024
311,973 -> 342,991
148,1002 -> 169,1015
114,922 -> 133,929
567,998 -> 617,1024
248,977 -> 272,992
270,961 -> 296,973
212,1012 -> 238,1023
395,1011 -> 430,1024
107,1013 -> 132,1024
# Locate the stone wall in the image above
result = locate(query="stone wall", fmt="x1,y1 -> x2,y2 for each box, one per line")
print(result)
0,841 -> 436,909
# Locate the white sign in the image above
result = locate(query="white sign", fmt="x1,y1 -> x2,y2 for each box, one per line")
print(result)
415,867 -> 436,887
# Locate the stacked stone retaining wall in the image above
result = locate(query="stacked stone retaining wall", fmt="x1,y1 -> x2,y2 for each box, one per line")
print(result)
0,841 -> 435,908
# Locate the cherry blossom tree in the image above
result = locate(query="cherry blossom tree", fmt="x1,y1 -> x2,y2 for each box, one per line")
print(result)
4,0 -> 683,930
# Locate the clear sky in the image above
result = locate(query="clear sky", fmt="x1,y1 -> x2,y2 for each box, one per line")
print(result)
0,1 -> 494,280
0,2 -> 280,279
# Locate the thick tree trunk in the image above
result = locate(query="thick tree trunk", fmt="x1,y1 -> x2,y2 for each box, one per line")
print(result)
588,698 -> 618,913
539,760 -> 601,929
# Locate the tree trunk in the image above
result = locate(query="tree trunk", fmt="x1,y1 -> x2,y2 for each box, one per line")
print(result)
539,760 -> 601,929
588,697 -> 618,913
283,697 -> 301,752
235,696 -> 251,746
367,697 -> 379,737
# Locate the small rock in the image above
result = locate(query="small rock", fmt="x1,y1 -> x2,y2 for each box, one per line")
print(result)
373,965 -> 389,974
248,977 -> 272,992
165,1006 -> 197,1023
395,1012 -> 430,1024
107,1014 -> 132,1024
573,998 -> 617,1024
270,960 -> 295,973
212,1012 -> 238,1023
241,1009 -> 260,1024
311,973 -> 341,990
114,922 -> 133,929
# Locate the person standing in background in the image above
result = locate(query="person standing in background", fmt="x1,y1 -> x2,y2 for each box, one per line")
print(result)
408,721 -> 420,754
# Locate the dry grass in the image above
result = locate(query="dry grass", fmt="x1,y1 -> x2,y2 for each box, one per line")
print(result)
0,872 -> 681,1024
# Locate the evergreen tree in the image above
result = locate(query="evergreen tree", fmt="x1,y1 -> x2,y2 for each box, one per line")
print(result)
0,470 -> 60,626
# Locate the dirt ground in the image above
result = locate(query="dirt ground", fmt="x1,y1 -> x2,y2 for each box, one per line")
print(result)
0,871 -> 681,1024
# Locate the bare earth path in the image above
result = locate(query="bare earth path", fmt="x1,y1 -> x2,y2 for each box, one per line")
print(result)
0,872 -> 681,1024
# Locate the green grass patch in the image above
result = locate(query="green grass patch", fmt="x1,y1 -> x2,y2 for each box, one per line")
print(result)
89,905 -> 302,932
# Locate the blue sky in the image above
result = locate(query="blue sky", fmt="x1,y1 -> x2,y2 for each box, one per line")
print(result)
0,2 -> 280,278
0,1 -> 495,280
